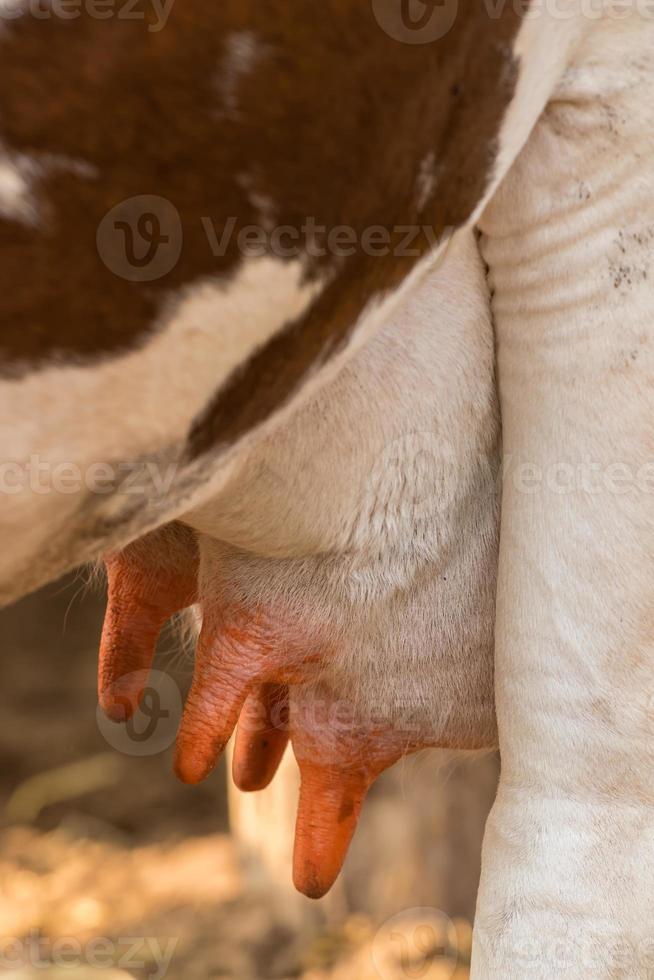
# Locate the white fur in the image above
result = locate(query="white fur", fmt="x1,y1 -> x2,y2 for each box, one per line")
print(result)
0,150 -> 38,225
0,257 -> 323,599
1,8 -> 651,967
0,225 -> 453,603
217,30 -> 263,116
0,147 -> 97,226
183,229 -> 500,742
473,11 -> 654,978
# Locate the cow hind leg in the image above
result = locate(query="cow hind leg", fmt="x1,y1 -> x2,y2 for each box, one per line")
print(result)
474,18 -> 654,978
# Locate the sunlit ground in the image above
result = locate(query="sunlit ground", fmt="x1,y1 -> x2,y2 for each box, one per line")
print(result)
0,826 -> 472,979
0,575 -> 484,979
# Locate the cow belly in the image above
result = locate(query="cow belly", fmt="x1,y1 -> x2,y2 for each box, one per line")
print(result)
94,229 -> 500,896
180,229 -> 500,743
475,16 -> 654,979
183,230 -> 497,562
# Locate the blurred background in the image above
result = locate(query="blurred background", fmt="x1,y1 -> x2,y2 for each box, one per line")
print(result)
0,575 -> 499,980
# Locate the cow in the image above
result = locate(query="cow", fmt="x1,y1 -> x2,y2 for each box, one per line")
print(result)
98,228 -> 500,898
0,2 -> 652,978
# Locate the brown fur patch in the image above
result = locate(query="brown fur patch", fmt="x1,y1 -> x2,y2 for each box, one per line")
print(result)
0,0 -> 523,450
